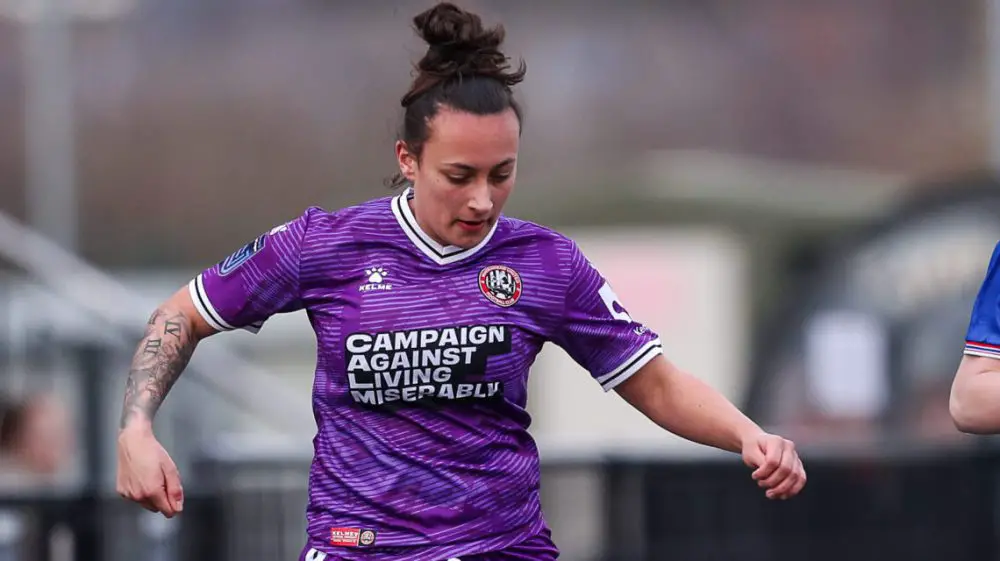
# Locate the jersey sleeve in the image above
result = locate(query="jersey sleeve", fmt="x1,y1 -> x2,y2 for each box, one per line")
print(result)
965,242 -> 1000,359
188,209 -> 312,334
550,241 -> 664,392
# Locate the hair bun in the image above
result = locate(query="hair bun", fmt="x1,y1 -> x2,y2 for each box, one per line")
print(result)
404,2 -> 525,105
413,3 -> 502,51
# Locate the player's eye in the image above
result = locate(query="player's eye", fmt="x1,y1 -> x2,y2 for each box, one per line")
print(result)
445,175 -> 472,185
491,172 -> 512,183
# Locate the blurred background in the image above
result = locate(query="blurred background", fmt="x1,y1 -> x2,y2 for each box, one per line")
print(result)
0,0 -> 998,559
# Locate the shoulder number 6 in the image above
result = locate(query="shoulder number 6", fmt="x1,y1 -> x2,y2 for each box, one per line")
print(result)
598,281 -> 633,323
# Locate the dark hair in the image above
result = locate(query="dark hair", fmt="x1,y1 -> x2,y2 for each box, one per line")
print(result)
388,2 -> 526,189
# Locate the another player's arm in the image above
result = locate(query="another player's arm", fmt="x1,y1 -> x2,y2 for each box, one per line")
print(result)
950,242 -> 1000,434
119,287 -> 218,434
950,356 -> 1000,434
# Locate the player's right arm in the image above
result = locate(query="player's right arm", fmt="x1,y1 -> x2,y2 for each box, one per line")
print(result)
118,288 -> 218,433
116,209 -> 313,517
951,242 -> 1000,434
115,286 -> 213,517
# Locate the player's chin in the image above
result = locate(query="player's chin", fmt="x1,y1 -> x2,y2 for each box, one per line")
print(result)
449,219 -> 491,247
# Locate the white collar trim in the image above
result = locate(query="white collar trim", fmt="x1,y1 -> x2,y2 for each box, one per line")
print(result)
390,187 -> 498,266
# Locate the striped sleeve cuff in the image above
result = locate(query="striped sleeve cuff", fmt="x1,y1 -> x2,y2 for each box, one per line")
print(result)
188,275 -> 236,332
596,339 -> 664,392
964,341 -> 1000,359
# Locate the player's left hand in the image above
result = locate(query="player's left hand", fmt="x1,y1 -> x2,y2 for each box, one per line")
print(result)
741,432 -> 806,500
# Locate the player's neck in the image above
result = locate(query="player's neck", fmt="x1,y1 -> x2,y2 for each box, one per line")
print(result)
406,197 -> 451,248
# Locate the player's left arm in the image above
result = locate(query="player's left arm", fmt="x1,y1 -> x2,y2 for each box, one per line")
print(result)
615,356 -> 804,499
552,240 -> 805,500
951,242 -> 1000,434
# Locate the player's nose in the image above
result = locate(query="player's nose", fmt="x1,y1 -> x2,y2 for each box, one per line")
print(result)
467,183 -> 493,215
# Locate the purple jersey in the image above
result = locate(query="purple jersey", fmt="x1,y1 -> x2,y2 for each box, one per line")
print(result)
189,188 -> 663,560
965,241 -> 1000,359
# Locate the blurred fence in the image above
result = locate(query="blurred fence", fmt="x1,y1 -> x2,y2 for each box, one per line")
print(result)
0,443 -> 997,561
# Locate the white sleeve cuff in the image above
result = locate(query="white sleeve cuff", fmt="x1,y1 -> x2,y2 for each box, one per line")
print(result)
596,339 -> 664,391
188,275 -> 236,332
964,341 -> 1000,360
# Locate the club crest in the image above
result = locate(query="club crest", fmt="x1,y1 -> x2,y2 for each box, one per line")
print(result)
479,265 -> 522,307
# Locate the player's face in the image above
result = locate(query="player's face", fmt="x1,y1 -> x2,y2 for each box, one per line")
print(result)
396,106 -> 519,249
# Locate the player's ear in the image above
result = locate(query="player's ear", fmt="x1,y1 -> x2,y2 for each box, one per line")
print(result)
395,140 -> 417,182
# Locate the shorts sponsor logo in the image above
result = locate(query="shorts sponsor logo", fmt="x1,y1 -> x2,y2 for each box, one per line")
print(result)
329,527 -> 376,548
329,527 -> 360,547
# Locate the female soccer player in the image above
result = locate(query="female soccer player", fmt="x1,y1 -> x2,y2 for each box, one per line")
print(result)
116,4 -> 806,559
951,241 -> 1000,433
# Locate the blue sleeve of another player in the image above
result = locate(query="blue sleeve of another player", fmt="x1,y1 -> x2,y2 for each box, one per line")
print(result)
965,242 -> 1000,359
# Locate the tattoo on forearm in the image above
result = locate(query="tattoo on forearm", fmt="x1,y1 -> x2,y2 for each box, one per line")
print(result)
147,310 -> 163,325
120,310 -> 197,429
164,320 -> 182,338
143,339 -> 162,355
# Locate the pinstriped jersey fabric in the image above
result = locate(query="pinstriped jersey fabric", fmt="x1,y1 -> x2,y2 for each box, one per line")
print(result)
191,188 -> 662,560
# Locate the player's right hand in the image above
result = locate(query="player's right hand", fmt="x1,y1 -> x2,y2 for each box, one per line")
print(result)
116,425 -> 184,518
